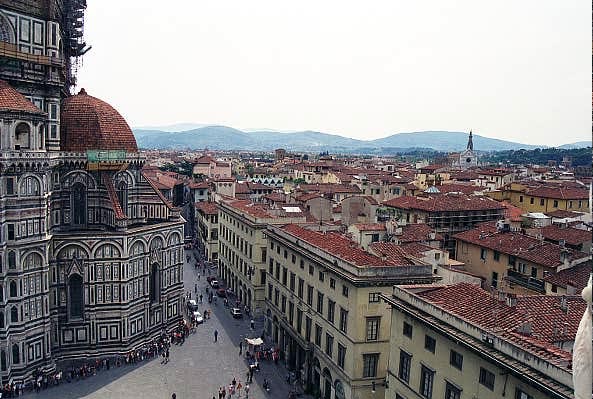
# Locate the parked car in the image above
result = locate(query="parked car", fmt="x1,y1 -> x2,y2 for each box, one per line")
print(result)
193,311 -> 204,324
230,308 -> 243,319
217,289 -> 227,298
187,299 -> 198,312
210,280 -> 220,288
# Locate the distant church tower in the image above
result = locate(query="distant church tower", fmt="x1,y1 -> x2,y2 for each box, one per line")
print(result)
454,130 -> 478,169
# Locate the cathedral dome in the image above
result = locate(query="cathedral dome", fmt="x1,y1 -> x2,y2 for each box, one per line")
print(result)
60,88 -> 138,153
0,80 -> 44,114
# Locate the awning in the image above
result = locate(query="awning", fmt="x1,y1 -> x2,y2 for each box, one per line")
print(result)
245,337 -> 264,346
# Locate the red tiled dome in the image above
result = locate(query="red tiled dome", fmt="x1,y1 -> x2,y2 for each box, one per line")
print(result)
60,88 -> 138,152
0,80 -> 45,114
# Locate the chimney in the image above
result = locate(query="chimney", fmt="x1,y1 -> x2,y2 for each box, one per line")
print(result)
517,321 -> 533,336
560,295 -> 568,313
506,293 -> 518,307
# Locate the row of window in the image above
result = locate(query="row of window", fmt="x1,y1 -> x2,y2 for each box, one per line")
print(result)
518,195 -> 586,209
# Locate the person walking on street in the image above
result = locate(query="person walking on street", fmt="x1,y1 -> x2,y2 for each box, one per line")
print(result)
250,319 -> 255,330
239,341 -> 243,355
194,283 -> 198,294
199,294 -> 203,303
214,329 -> 218,342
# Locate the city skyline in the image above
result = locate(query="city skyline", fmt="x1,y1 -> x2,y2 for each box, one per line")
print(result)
76,0 -> 591,147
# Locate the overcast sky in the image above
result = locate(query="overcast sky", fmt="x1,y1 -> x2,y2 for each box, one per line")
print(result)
76,1 -> 591,146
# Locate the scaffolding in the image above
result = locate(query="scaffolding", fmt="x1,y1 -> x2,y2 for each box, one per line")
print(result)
63,0 -> 91,90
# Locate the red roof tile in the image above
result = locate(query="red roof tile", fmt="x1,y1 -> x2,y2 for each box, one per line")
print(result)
398,223 -> 443,242
417,283 -> 586,364
195,201 -> 218,215
60,88 -> 138,152
383,193 -> 504,212
454,228 -> 588,268
538,225 -> 592,246
283,224 -> 414,267
352,223 -> 386,232
0,80 -> 45,114
369,242 -> 420,265
543,261 -> 592,291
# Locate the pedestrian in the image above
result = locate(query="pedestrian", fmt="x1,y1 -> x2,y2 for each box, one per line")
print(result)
194,283 -> 198,294
245,384 -> 249,399
172,394 -> 176,399
239,341 -> 243,355
214,329 -> 218,342
250,319 -> 255,330
198,273 -> 200,280
199,294 -> 203,303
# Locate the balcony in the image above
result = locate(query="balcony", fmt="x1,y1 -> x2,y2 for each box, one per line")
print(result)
506,269 -> 545,293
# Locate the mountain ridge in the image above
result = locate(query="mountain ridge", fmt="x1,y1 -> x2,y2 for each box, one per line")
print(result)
132,125 -> 588,153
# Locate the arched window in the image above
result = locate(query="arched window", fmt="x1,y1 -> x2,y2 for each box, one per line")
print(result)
0,311 -> 4,328
8,251 -> 15,269
10,306 -> 17,323
0,12 -> 15,44
69,274 -> 83,318
20,176 -> 40,196
11,344 -> 19,364
117,181 -> 128,214
14,122 -> 31,150
149,263 -> 160,303
9,281 -> 16,297
0,350 -> 5,371
71,183 -> 87,226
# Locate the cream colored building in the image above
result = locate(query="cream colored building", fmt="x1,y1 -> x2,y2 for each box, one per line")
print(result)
264,224 -> 439,399
195,201 -> 219,262
217,200 -> 307,315
383,283 -> 583,399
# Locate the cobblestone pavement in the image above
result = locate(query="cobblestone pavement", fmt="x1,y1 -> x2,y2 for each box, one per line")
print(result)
20,249 -> 313,399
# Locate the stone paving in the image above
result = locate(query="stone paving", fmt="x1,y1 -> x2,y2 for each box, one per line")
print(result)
20,249 -> 312,399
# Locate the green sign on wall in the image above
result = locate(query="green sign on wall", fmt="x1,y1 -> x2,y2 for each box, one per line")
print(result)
86,150 -> 127,162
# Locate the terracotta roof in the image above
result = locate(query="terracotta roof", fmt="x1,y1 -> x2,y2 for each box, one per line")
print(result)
0,80 -> 45,114
524,185 -> 589,200
434,183 -> 482,195
195,155 -> 215,164
453,228 -> 588,268
539,225 -> 592,246
368,242 -> 417,265
543,261 -> 592,291
226,200 -> 273,219
398,223 -> 443,242
417,283 -> 586,365
295,193 -> 322,202
195,201 -> 218,215
383,193 -> 504,212
189,181 -> 210,189
399,242 -> 437,257
352,223 -> 386,232
60,88 -> 138,152
263,193 -> 286,203
545,210 -> 584,219
141,172 -> 175,210
282,224 -> 413,267
501,201 -> 524,222
299,183 -> 361,194
102,175 -> 126,220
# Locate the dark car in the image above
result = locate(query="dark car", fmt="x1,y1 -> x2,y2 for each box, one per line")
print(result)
217,289 -> 227,298
230,308 -> 242,319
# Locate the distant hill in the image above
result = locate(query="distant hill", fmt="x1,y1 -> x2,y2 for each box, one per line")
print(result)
369,131 -> 541,152
132,125 -> 556,153
556,141 -> 591,149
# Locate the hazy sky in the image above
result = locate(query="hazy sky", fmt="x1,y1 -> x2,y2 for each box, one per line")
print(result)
77,1 -> 591,146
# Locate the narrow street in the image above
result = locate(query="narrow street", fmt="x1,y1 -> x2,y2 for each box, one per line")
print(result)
19,249 -> 312,399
